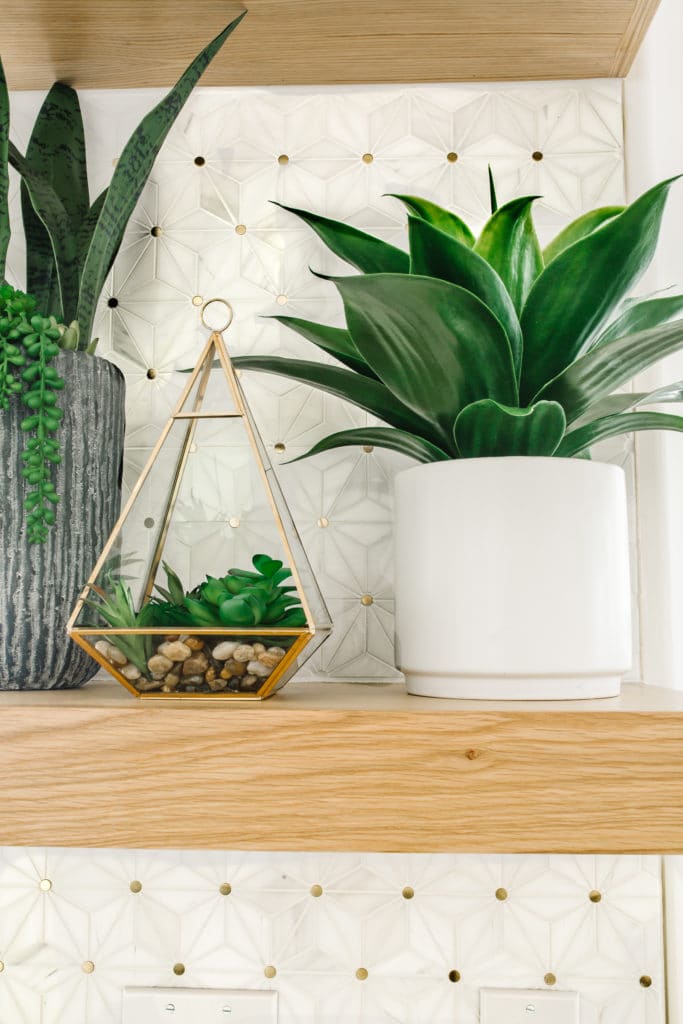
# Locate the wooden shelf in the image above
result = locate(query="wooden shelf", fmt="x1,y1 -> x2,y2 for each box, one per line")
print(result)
2,0 -> 660,90
2,678 -> 683,852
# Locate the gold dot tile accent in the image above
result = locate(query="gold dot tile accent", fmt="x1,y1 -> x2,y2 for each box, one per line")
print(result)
446,151 -> 458,162
361,152 -> 374,164
229,517 -> 240,528
355,967 -> 368,980
448,969 -> 461,983
278,154 -> 289,165
640,975 -> 653,988
276,293 -> 288,305
402,886 -> 414,900
532,150 -> 544,161
317,517 -> 329,528
112,156 -> 119,167
235,223 -> 247,235
39,879 -> 52,892
219,882 -> 232,896
189,443 -> 198,454
192,295 -> 204,306
146,368 -> 157,380
310,884 -> 323,897
544,972 -> 557,986
264,965 -> 277,979
589,889 -> 602,903
82,961 -> 95,974
360,594 -> 374,606
144,517 -> 155,529
129,880 -> 142,893
150,225 -> 162,237
495,887 -> 508,901
362,445 -> 374,453
0,961 -> 4,973
173,963 -> 186,976
274,442 -> 286,453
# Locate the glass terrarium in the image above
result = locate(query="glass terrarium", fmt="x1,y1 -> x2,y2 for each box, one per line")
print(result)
68,299 -> 331,699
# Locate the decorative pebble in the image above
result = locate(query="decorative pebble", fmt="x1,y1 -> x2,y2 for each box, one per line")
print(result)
247,660 -> 271,678
208,677 -> 228,691
95,640 -> 128,667
253,643 -> 266,656
224,658 -> 246,677
258,647 -> 286,669
164,634 -> 180,642
205,666 -> 216,683
183,675 -> 205,686
163,673 -> 180,690
241,674 -> 259,689
158,641 -> 192,662
182,652 -> 209,676
212,641 -> 238,661
148,654 -> 174,677
185,637 -> 204,651
136,679 -> 164,692
120,663 -> 142,681
233,644 -> 255,663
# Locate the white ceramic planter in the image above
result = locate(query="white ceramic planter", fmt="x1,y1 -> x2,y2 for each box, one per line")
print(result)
394,457 -> 632,700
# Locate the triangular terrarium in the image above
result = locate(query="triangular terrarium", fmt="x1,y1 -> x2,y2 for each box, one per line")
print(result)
68,299 -> 331,699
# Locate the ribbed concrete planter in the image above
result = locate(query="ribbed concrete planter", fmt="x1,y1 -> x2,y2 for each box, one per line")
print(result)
0,352 -> 125,689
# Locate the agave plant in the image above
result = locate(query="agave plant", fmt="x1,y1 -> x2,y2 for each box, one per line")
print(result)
233,176 -> 683,461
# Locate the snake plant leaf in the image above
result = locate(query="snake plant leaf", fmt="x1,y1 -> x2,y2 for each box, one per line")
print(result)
542,206 -> 624,265
232,354 -> 449,450
590,294 -> 683,350
20,179 -> 58,314
290,427 -> 450,464
272,201 -> 409,274
0,59 -> 9,283
535,319 -> 683,424
271,314 -> 379,379
520,177 -> 679,404
488,165 -> 498,214
77,13 -> 246,348
454,399 -> 566,458
9,141 -> 80,323
387,194 -> 475,247
407,216 -> 523,378
332,273 -> 517,441
78,188 -> 107,263
474,196 -> 542,316
557,410 -> 683,457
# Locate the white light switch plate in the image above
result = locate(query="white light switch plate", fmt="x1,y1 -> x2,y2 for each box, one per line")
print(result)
122,987 -> 277,1024
480,987 -> 579,1024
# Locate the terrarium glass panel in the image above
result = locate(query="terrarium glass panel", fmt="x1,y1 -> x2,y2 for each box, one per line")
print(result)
69,302 -> 331,699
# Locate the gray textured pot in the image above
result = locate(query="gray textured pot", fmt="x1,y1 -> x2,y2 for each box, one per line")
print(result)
0,351 -> 126,689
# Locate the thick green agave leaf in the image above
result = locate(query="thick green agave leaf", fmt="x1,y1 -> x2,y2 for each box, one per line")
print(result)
388,193 -> 475,247
474,196 -> 542,316
454,399 -> 566,458
590,294 -> 683,350
272,201 -> 409,274
332,273 -> 517,441
488,165 -> 498,214
557,410 -> 683,457
232,354 -> 449,451
290,427 -> 450,464
0,59 -> 9,283
271,314 -> 378,379
520,177 -> 679,404
572,381 -> 683,428
77,13 -> 246,347
542,206 -> 624,265
535,319 -> 683,424
408,216 -> 523,378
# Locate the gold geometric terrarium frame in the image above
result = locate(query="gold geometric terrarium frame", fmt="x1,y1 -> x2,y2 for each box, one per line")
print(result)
68,299 -> 331,699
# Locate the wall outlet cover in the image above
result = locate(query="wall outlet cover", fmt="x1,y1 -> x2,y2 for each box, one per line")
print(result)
480,987 -> 579,1024
122,987 -> 277,1024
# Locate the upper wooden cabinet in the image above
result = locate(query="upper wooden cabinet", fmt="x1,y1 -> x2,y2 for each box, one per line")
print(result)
2,0 -> 660,90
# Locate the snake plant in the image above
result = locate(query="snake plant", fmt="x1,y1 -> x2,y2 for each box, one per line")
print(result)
233,177 -> 683,460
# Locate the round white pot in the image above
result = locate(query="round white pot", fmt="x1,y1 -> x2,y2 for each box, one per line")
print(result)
394,457 -> 632,700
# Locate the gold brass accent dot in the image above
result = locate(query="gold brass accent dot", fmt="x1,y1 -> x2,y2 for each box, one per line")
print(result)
278,154 -> 289,165
310,884 -> 323,897
173,963 -> 185,976
190,443 -> 198,454
532,150 -> 544,161
219,882 -> 232,896
264,965 -> 277,979
146,368 -> 157,380
82,961 -> 95,974
150,226 -> 162,237
360,594 -> 374,607
317,517 -> 329,529
192,295 -> 204,306
589,889 -> 602,903
229,517 -> 240,528
0,961 -> 4,973
276,294 -> 288,305
235,223 -> 247,235
495,887 -> 508,901
355,967 -> 368,980
544,972 -> 557,986
447,151 -> 458,163
362,153 -> 374,164
448,969 -> 461,983
640,975 -> 652,988
129,880 -> 142,893
402,886 -> 414,900
39,879 -> 52,892
112,157 -> 119,167
274,442 -> 286,454
194,156 -> 206,166
362,445 -> 374,453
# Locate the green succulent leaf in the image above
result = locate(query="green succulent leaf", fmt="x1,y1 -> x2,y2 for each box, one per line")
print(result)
571,381 -> 683,428
272,201 -> 409,274
590,294 -> 683,350
387,194 -> 475,247
161,561 -> 185,606
557,411 -> 683,457
290,427 -> 450,464
407,216 -> 523,377
271,315 -> 378,378
520,177 -> 679,404
542,206 -> 624,266
474,196 -> 542,315
332,272 -> 518,441
77,13 -> 246,348
232,354 -> 448,450
0,59 -> 9,283
252,554 -> 284,578
488,165 -> 498,215
454,399 -> 566,458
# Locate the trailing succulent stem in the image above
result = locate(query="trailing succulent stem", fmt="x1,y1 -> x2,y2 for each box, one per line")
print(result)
235,173 -> 683,462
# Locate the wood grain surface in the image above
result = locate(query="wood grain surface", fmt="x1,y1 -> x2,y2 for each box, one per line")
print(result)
1,1 -> 660,90
1,679 -> 682,852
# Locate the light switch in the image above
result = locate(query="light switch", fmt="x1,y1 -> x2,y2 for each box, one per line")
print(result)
480,987 -> 579,1024
122,987 -> 277,1024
